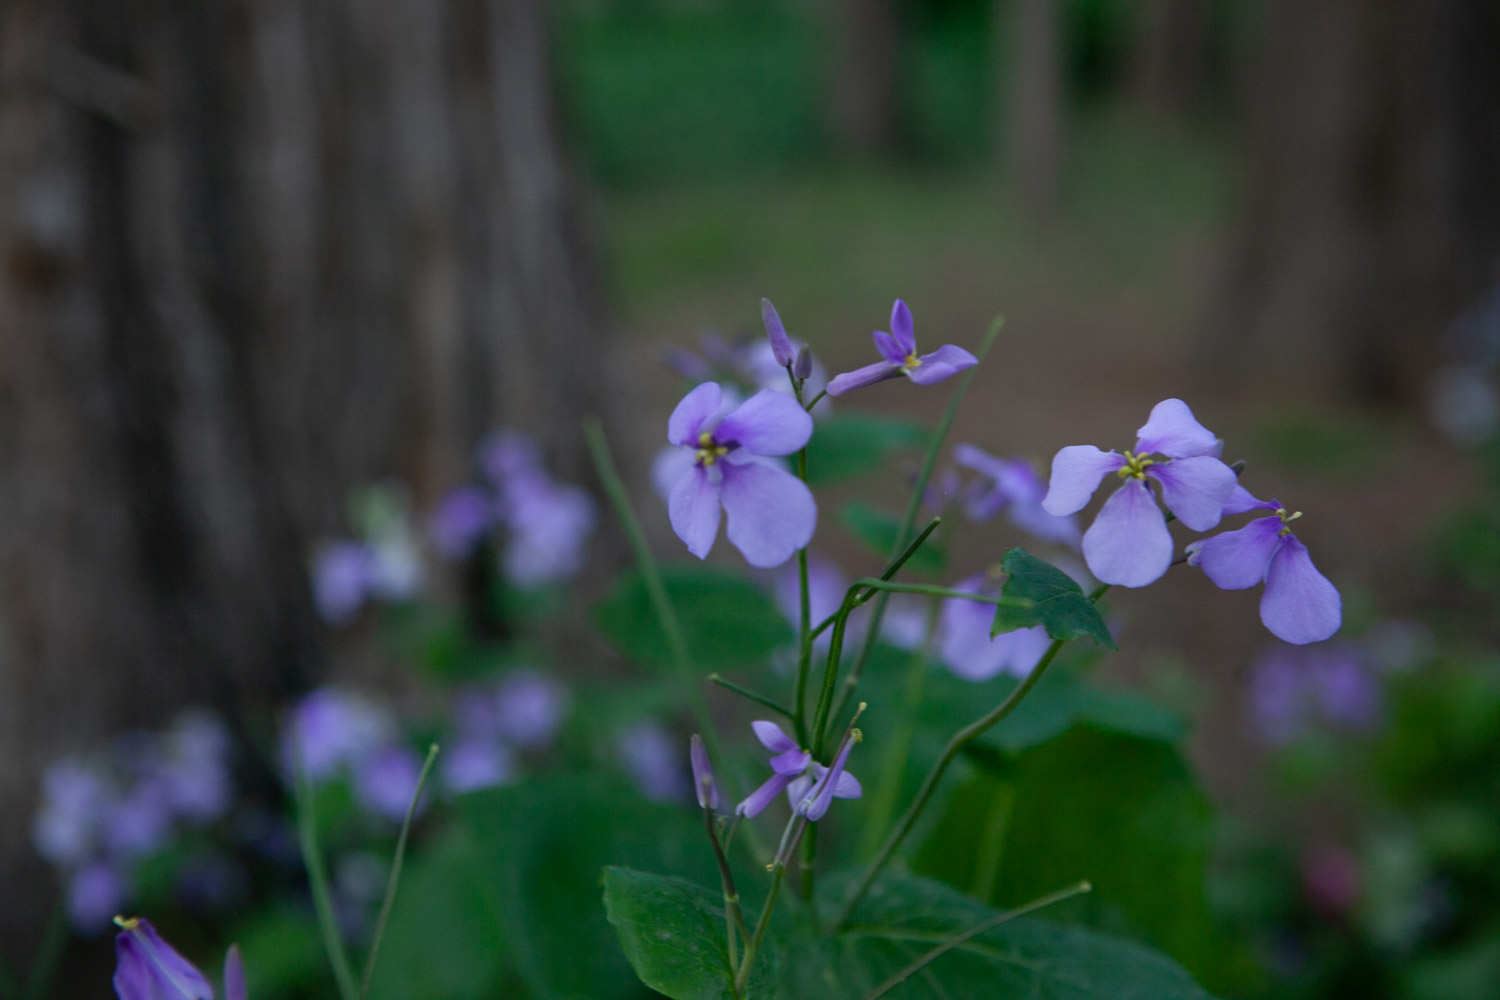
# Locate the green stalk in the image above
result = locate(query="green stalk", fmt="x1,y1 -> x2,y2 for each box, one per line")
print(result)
808,518 -> 943,641
360,743 -> 440,1000
296,767 -> 360,1000
708,673 -> 795,718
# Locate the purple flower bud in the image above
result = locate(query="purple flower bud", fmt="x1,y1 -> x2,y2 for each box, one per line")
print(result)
761,298 -> 795,368
224,945 -> 247,1000
689,734 -> 719,809
112,916 -> 213,999
794,346 -> 813,381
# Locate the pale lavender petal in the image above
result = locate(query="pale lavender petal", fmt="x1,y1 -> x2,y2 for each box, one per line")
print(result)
1042,446 -> 1126,516
1082,479 -> 1173,588
113,918 -> 214,1000
441,738 -> 515,794
1187,516 -> 1281,589
668,465 -> 722,559
1223,485 -> 1276,515
939,580 -> 1011,681
750,720 -> 799,753
651,446 -> 697,501
873,330 -> 907,365
224,945 -> 247,1000
785,774 -> 815,809
799,735 -> 858,821
832,770 -> 862,798
714,389 -> 814,456
769,748 -> 812,775
1133,398 -> 1221,458
736,772 -> 793,818
906,344 -> 979,385
667,382 -> 723,446
827,360 -> 901,396
1147,456 -> 1238,531
1261,535 -> 1342,644
996,625 -> 1053,679
720,462 -> 816,568
890,299 -> 917,356
689,734 -> 719,809
761,298 -> 795,367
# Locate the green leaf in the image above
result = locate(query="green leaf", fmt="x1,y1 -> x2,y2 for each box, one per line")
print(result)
840,501 -> 945,572
805,413 -> 928,487
603,867 -> 773,1000
594,565 -> 792,673
992,548 -> 1113,648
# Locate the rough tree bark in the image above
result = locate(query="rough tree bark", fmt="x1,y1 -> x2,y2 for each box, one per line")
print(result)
0,0 -> 613,954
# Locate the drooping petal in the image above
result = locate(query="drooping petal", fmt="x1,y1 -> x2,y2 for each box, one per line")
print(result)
769,748 -> 812,775
890,299 -> 917,356
736,772 -> 794,818
689,734 -> 719,810
1261,535 -> 1342,644
872,330 -> 907,365
1133,398 -> 1221,458
719,462 -> 817,568
713,389 -> 814,456
1042,445 -> 1126,516
1148,456 -> 1238,531
798,734 -> 859,821
832,769 -> 862,798
668,464 -> 722,559
667,382 -> 724,446
224,945 -> 247,1000
1223,485 -> 1276,516
906,344 -> 979,385
760,298 -> 795,367
113,918 -> 214,1000
827,360 -> 901,396
1187,515 -> 1282,590
750,719 -> 798,754
1081,479 -> 1173,588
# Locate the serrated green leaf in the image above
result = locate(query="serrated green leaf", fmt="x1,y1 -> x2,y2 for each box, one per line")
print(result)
805,413 -> 928,486
992,548 -> 1113,648
840,501 -> 945,572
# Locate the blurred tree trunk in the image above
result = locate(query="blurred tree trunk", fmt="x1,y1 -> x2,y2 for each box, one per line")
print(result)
827,0 -> 901,157
0,0 -> 612,950
1006,0 -> 1062,218
1127,0 -> 1206,118
1205,0 -> 1500,405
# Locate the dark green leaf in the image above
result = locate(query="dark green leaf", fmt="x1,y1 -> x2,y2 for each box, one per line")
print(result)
805,413 -> 928,487
840,502 -> 945,573
992,548 -> 1113,648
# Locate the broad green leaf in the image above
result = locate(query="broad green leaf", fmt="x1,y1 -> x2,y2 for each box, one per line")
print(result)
805,413 -> 928,486
594,565 -> 792,673
840,501 -> 945,573
991,548 -> 1114,648
603,867 -> 775,1000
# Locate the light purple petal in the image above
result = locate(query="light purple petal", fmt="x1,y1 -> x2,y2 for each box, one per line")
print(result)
1223,485 -> 1276,515
827,360 -> 901,396
769,748 -> 812,775
1147,456 -> 1238,531
799,735 -> 858,821
1133,398 -> 1221,458
872,330 -> 907,365
1261,535 -> 1342,644
1042,446 -> 1126,516
667,382 -> 723,446
906,344 -> 979,385
668,465 -> 722,559
689,734 -> 719,810
890,299 -> 917,356
224,945 -> 247,1000
832,770 -> 862,798
760,298 -> 794,367
713,389 -> 814,456
719,462 -> 816,568
785,774 -> 815,808
651,446 -> 697,501
996,626 -> 1053,679
750,719 -> 799,754
114,918 -> 214,1000
1187,515 -> 1281,589
736,772 -> 793,818
1082,479 -> 1173,588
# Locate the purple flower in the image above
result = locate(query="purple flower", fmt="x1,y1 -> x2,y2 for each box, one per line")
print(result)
665,382 -> 817,568
440,737 -> 515,795
69,862 -> 125,934
620,722 -> 686,802
761,298 -> 795,368
1187,490 -> 1341,644
826,300 -> 977,396
33,758 -> 110,866
954,444 -> 1080,546
689,734 -> 719,810
311,542 -> 375,624
736,721 -> 861,820
281,688 -> 395,783
494,671 -> 568,749
429,487 -> 494,560
500,474 -> 596,587
1247,643 -> 1376,743
937,576 -> 1051,682
105,782 -> 173,860
112,916 -> 213,1000
1042,398 -> 1238,588
224,946 -> 247,1000
478,430 -> 541,487
354,745 -> 425,822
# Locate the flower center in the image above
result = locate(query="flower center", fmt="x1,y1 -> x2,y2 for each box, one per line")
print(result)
1117,450 -> 1158,480
1275,506 -> 1303,536
901,352 -> 922,372
694,430 -> 730,467
113,915 -> 140,931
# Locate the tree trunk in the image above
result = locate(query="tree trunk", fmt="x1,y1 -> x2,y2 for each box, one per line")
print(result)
827,0 -> 901,158
0,0 -> 613,954
1006,0 -> 1062,218
1127,0 -> 1207,118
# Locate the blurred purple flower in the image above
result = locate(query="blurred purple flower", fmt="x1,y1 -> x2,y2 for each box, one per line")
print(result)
769,554 -> 866,653
33,758 -> 110,866
737,721 -> 860,820
937,575 -> 1051,682
68,862 -> 125,934
441,737 -> 515,795
429,487 -> 494,560
494,671 -> 568,749
689,734 -> 719,810
662,332 -> 739,382
500,474 -> 596,587
478,430 -> 542,487
105,782 -> 174,860
619,722 -> 686,802
1302,844 -> 1361,917
1043,399 -> 1237,588
1248,643 -> 1380,744
955,444 -> 1080,547
159,711 -> 232,823
282,688 -> 395,783
827,300 -> 977,396
311,542 -> 375,624
112,916 -> 213,999
354,745 -> 425,822
665,382 -> 816,568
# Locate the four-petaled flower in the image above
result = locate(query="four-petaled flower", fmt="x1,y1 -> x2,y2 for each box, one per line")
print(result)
1041,399 -> 1238,587
665,382 -> 817,568
113,915 -> 245,1000
1187,487 -> 1341,644
827,300 -> 977,396
736,721 -> 861,821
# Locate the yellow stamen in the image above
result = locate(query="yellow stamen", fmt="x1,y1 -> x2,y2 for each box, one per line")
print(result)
113,915 -> 140,931
902,353 -> 923,371
693,430 -> 730,467
1115,450 -> 1158,481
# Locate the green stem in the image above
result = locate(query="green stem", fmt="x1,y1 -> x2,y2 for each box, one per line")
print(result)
703,807 -> 750,976
809,518 -> 943,641
860,881 -> 1093,1000
810,592 -> 857,757
709,673 -> 794,718
296,767 -> 360,1000
360,743 -> 440,1000
803,388 -> 828,412
851,578 -> 1033,608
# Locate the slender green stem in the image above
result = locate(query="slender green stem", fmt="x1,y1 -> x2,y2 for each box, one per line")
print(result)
809,517 -> 943,641
851,578 -> 1033,608
360,743 -> 440,1000
810,592 -> 857,757
803,388 -> 828,412
709,673 -> 794,718
834,317 -> 1005,724
860,881 -> 1093,1000
19,904 -> 65,1000
296,767 -> 360,1000
703,807 -> 750,976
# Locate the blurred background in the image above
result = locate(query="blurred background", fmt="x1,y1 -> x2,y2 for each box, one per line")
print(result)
3,0 -> 1499,996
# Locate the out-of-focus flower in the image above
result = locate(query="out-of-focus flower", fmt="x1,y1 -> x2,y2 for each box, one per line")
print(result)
619,722 -> 685,802
105,782 -> 173,859
1302,844 -> 1361,918
494,671 -> 568,749
69,862 -> 125,934
500,474 -> 596,587
33,758 -> 110,866
1429,365 -> 1498,445
311,542 -> 375,624
1188,489 -> 1341,645
1043,399 -> 1237,588
769,554 -> 866,653
429,486 -> 494,560
440,737 -> 515,795
159,711 -> 232,823
955,444 -> 1080,546
354,745 -> 425,822
664,382 -> 816,568
937,576 -> 1051,682
1248,642 -> 1380,744
282,688 -> 395,782
736,721 -> 861,819
689,734 -> 719,810
112,916 -> 213,999
827,300 -> 977,396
